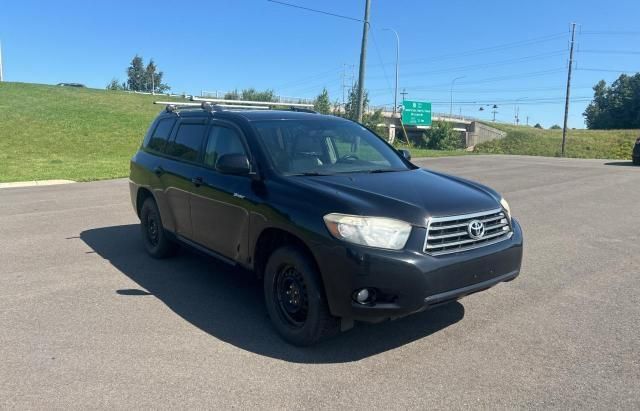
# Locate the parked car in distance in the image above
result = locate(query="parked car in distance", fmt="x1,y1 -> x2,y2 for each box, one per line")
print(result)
633,136 -> 640,165
57,82 -> 86,88
129,103 -> 524,346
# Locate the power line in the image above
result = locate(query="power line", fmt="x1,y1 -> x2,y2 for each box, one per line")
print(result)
575,67 -> 639,73
578,49 -> 640,55
273,66 -> 344,90
580,30 -> 640,36
266,0 -> 362,22
369,68 -> 566,92
369,30 -> 395,102
370,32 -> 567,68
367,50 -> 566,80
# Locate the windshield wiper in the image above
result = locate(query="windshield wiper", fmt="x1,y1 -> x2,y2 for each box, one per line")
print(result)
362,169 -> 401,173
291,171 -> 334,176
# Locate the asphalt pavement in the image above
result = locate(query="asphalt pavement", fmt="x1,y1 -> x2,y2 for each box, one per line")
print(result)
1,155 -> 638,409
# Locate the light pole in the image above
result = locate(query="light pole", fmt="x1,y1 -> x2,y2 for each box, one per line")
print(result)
450,76 -> 465,118
383,28 -> 400,117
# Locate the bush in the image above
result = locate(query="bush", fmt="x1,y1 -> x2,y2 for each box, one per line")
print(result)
422,121 -> 464,150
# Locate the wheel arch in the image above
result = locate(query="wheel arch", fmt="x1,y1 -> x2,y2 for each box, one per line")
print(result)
135,187 -> 154,217
253,227 -> 321,281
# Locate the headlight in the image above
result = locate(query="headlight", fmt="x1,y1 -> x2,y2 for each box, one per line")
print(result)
500,197 -> 512,220
323,213 -> 412,250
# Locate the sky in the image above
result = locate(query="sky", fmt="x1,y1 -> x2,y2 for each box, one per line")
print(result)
1,0 -> 639,128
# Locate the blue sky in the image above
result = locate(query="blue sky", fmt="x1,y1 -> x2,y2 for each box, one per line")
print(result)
1,0 -> 639,127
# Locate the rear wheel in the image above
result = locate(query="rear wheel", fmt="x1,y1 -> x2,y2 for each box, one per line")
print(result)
140,197 -> 177,258
263,246 -> 339,346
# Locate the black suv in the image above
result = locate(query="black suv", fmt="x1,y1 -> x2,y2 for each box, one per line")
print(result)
129,103 -> 523,346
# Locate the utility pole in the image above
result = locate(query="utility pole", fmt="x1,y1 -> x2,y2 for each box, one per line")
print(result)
561,22 -> 576,157
355,0 -> 371,123
526,116 -> 529,126
400,88 -> 408,102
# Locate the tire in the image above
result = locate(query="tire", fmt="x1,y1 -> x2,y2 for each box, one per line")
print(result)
263,246 -> 339,346
140,197 -> 177,259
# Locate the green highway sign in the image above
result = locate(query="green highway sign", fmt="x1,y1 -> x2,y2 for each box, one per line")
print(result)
401,100 -> 432,126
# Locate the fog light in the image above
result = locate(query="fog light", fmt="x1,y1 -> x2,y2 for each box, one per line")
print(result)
356,289 -> 370,303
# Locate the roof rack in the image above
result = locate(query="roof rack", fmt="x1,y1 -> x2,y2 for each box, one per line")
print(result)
154,99 -> 318,114
190,96 -> 314,109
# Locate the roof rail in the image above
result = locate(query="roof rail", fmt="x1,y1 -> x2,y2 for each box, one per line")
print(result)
154,100 -> 318,114
190,96 -> 314,109
154,101 -> 272,113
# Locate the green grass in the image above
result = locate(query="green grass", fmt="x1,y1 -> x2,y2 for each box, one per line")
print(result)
2,83 -> 636,182
396,146 -> 472,158
474,122 -> 638,159
0,82 -> 187,182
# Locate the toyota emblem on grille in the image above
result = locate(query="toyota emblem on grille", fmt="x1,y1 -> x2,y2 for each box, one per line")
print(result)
467,219 -> 485,239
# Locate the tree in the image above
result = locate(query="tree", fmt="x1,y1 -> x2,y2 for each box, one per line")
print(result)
127,55 -> 145,91
584,73 -> 640,129
344,82 -> 369,121
534,123 -> 543,129
224,89 -> 240,100
106,78 -> 125,91
549,124 -> 561,130
223,88 -> 276,102
143,59 -> 169,93
422,121 -> 464,150
363,109 -> 385,137
313,88 -> 331,114
125,55 -> 170,93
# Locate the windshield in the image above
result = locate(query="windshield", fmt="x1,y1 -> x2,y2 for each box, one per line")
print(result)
253,119 -> 410,175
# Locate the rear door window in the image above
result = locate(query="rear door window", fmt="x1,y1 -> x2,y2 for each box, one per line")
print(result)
143,118 -> 175,152
164,122 -> 207,162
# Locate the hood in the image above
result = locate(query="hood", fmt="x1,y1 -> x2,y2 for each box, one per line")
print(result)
293,169 -> 501,227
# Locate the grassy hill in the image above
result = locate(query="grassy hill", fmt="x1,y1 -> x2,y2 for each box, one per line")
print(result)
0,82 -> 187,182
0,82 -> 637,182
474,122 -> 638,159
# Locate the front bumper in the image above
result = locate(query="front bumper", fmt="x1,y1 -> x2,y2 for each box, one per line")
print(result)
313,218 -> 523,321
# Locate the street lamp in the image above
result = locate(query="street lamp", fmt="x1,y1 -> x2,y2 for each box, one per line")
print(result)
450,76 -> 466,119
382,28 -> 400,117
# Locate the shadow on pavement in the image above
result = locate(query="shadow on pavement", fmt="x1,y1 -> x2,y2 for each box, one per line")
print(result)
81,224 -> 464,363
604,161 -> 637,167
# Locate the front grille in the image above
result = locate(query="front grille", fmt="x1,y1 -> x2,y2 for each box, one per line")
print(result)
424,208 -> 512,255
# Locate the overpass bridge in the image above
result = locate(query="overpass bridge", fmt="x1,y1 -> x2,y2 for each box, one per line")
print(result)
377,110 -> 506,148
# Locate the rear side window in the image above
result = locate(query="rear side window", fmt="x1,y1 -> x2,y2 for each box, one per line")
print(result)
144,118 -> 176,152
164,123 -> 207,162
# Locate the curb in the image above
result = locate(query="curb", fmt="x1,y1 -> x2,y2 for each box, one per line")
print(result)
0,180 -> 76,189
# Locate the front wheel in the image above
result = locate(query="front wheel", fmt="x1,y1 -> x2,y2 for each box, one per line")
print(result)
263,246 -> 339,346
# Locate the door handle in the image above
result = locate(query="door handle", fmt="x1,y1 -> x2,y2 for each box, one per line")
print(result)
191,176 -> 203,187
153,166 -> 165,176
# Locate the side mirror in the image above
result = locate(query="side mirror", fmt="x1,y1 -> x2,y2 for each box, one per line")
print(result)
216,153 -> 251,175
398,148 -> 411,161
